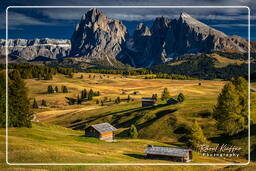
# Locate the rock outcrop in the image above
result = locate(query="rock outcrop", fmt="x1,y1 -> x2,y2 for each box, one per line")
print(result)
70,8 -> 128,64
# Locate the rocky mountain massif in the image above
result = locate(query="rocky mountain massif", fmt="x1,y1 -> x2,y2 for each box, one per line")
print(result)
1,8 -> 253,67
0,38 -> 70,61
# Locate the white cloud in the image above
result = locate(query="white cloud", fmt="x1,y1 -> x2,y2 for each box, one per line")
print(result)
8,12 -> 51,27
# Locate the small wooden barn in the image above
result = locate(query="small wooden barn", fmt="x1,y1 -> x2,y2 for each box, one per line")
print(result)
84,123 -> 117,142
145,145 -> 192,162
167,98 -> 179,105
141,98 -> 157,107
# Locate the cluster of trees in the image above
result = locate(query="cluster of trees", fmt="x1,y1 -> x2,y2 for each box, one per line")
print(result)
115,97 -> 121,104
80,89 -> 100,101
47,85 -> 68,94
0,64 -> 77,80
213,77 -> 248,136
150,54 -> 253,80
0,70 -> 33,128
145,73 -> 195,80
32,99 -> 47,109
85,68 -> 153,76
66,89 -> 100,105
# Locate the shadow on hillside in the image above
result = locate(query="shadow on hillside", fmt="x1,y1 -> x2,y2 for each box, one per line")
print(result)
70,103 -> 171,130
137,109 -> 177,130
124,153 -> 145,159
209,129 -> 249,144
115,108 -> 177,138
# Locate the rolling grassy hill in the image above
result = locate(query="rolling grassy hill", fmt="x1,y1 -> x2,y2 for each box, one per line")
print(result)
0,122 -> 251,171
30,73 -> 224,142
0,73 -> 255,170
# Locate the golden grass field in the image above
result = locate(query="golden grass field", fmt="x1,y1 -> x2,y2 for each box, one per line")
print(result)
0,73 -> 254,170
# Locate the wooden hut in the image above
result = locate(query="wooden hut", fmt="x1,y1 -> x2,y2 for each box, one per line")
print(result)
84,123 -> 117,142
145,145 -> 192,162
141,98 -> 157,107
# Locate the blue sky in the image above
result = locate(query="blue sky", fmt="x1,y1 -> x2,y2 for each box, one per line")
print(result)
0,0 -> 255,40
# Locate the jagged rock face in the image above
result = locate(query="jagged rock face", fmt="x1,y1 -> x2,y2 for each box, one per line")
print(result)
126,12 -> 250,67
0,38 -> 70,60
164,12 -> 248,57
70,8 -> 128,62
129,17 -> 170,67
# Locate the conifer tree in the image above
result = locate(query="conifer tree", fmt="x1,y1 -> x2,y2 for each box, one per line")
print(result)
177,93 -> 185,103
62,86 -> 68,93
88,89 -> 94,100
8,70 -> 32,127
54,86 -> 58,93
129,124 -> 138,138
41,99 -> 47,107
213,77 -> 248,135
127,95 -> 131,102
47,85 -> 54,94
0,72 -> 6,127
161,88 -> 170,101
81,89 -> 87,99
188,120 -> 207,149
32,98 -> 38,109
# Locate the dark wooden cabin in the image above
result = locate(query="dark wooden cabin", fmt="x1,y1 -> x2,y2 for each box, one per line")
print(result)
84,123 -> 117,142
145,145 -> 192,162
141,98 -> 157,107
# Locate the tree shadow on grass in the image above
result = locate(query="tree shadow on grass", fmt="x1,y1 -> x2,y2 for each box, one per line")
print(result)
70,103 -> 170,130
137,109 -> 177,130
124,153 -> 146,159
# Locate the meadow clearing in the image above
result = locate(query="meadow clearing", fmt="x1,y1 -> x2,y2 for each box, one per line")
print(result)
0,72 -> 254,170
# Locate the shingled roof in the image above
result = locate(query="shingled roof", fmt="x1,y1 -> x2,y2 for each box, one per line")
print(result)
141,98 -> 157,102
145,145 -> 192,157
91,123 -> 117,134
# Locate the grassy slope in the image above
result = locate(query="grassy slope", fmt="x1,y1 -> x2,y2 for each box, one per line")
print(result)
29,73 -> 252,157
0,122 -> 251,171
0,75 -> 254,170
31,73 -> 224,142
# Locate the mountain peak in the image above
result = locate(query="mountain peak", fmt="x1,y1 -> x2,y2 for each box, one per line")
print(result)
179,12 -> 192,19
151,16 -> 170,34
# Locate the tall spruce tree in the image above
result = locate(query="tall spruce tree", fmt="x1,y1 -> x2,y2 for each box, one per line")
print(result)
213,77 -> 248,135
177,93 -> 185,103
32,98 -> 38,109
81,89 -> 87,99
88,89 -> 94,100
54,86 -> 58,93
47,85 -> 54,94
161,88 -> 170,101
0,72 -> 6,127
41,99 -> 47,107
62,86 -> 68,93
8,70 -> 32,127
129,124 -> 138,138
188,120 -> 207,149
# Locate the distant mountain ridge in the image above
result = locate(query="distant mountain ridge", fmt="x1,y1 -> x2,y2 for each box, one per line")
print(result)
0,38 -> 70,61
0,8 -> 253,68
